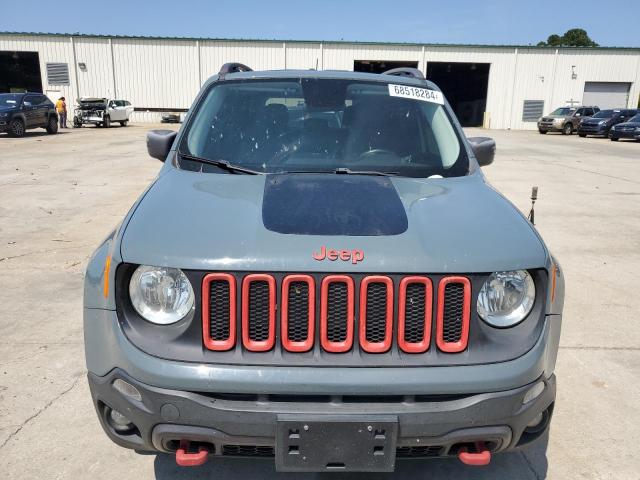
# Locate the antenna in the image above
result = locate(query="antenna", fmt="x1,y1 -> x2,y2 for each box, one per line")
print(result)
528,186 -> 538,225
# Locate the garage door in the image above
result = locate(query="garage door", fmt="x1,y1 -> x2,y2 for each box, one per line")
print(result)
583,82 -> 631,109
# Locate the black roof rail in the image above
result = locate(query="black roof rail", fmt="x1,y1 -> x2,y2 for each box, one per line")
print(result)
381,67 -> 425,80
218,62 -> 253,75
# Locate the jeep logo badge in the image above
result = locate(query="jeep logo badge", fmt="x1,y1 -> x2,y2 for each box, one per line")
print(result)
313,246 -> 364,264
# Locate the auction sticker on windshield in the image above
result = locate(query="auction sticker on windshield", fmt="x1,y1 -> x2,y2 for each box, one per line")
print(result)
388,84 -> 444,105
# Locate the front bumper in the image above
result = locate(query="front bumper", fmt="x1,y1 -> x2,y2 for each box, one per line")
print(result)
609,129 -> 640,140
577,124 -> 608,136
89,368 -> 555,465
537,122 -> 562,132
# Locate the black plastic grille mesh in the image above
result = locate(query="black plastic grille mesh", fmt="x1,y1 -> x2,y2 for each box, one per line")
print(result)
396,446 -> 443,458
248,281 -> 271,342
442,283 -> 465,343
326,282 -> 349,343
403,283 -> 426,343
222,444 -> 275,457
365,282 -> 388,343
208,280 -> 231,341
286,281 -> 309,342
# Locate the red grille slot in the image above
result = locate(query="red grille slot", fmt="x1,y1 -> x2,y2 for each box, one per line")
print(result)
281,275 -> 315,352
320,275 -> 355,353
359,276 -> 394,353
241,274 -> 276,351
398,276 -> 433,353
436,276 -> 471,353
202,273 -> 236,351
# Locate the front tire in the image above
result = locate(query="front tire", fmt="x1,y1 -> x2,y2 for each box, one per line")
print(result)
46,116 -> 58,134
610,137 -> 619,141
538,130 -> 547,134
562,123 -> 573,135
120,120 -> 128,127
103,115 -> 111,128
8,119 -> 25,137
578,134 -> 586,138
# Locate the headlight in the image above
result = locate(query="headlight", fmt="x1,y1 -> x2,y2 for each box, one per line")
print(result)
477,270 -> 535,327
553,118 -> 563,124
635,127 -> 640,133
129,265 -> 194,324
598,120 -> 606,125
0,112 -> 8,118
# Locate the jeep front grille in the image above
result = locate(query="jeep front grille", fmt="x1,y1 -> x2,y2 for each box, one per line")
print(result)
202,273 -> 472,354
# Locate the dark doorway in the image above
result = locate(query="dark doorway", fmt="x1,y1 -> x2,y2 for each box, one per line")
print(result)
0,51 -> 42,93
354,60 -> 418,74
426,62 -> 489,127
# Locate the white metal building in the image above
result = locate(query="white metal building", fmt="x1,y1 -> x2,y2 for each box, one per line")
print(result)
1,32 -> 639,130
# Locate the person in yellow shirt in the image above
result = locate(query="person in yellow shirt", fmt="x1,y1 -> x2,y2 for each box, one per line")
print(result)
55,97 -> 67,128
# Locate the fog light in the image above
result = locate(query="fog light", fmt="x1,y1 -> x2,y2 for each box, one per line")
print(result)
109,408 -> 133,432
113,378 -> 142,401
527,412 -> 544,428
522,381 -> 544,404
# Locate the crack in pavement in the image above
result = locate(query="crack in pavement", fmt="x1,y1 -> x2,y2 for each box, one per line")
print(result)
519,450 -> 543,480
0,375 -> 83,450
0,243 -> 93,262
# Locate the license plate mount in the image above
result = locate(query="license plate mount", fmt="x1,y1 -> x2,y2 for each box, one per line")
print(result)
275,414 -> 398,472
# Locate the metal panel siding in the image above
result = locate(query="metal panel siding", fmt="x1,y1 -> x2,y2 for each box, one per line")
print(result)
1,34 -> 639,128
112,38 -> 199,110
74,38 -> 114,98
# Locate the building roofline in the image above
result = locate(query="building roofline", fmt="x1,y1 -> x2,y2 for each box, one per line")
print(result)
1,31 -> 639,51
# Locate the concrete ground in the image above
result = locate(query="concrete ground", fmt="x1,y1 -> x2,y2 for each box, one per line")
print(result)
0,124 -> 638,479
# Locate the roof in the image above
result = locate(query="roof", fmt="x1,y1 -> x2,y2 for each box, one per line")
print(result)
1,31 -> 639,51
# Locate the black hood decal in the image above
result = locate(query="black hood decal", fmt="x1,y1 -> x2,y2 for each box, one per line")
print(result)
262,174 -> 408,236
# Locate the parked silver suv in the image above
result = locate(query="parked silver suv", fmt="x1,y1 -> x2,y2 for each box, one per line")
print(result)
537,106 -> 599,135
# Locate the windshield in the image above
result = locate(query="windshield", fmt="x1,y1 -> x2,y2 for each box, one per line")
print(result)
593,110 -> 617,118
550,107 -> 576,116
181,78 -> 467,177
629,114 -> 640,123
0,93 -> 23,107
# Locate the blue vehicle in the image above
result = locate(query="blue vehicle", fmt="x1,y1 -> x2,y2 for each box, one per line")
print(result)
83,64 -> 564,472
0,92 -> 58,137
578,108 -> 638,138
608,113 -> 640,141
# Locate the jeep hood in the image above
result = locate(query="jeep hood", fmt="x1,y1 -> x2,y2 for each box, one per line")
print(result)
120,169 -> 547,273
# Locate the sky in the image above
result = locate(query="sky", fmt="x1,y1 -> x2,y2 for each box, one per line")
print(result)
1,0 -> 638,47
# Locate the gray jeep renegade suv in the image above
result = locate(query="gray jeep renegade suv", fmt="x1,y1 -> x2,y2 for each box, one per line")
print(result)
84,63 -> 564,472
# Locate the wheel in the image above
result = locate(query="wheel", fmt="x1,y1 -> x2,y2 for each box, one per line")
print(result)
578,134 -> 586,138
46,116 -> 58,134
610,137 -> 619,141
562,123 -> 573,135
73,119 -> 82,128
538,130 -> 547,134
8,119 -> 25,137
120,120 -> 128,127
103,115 -> 111,128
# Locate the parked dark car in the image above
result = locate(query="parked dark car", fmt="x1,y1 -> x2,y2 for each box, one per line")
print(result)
537,106 -> 598,135
577,109 -> 638,138
0,92 -> 59,137
608,113 -> 640,141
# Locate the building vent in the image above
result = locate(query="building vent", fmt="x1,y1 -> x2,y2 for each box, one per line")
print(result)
522,100 -> 544,122
46,63 -> 70,85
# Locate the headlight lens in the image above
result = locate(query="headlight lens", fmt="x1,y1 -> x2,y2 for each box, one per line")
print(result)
129,265 -> 194,324
477,270 -> 535,327
598,120 -> 606,125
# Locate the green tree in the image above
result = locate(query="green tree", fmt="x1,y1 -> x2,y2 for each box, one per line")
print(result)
538,29 -> 599,47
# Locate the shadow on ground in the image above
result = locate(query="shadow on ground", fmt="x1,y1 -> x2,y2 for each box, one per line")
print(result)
153,433 -> 548,480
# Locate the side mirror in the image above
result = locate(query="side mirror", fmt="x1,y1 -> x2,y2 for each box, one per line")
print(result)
147,129 -> 177,162
467,137 -> 496,167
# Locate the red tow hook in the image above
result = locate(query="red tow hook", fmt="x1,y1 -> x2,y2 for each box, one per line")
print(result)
175,440 -> 210,467
458,441 -> 492,466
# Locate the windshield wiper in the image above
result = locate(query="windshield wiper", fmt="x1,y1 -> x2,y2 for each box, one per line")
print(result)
277,168 -> 398,176
179,153 -> 263,175
334,167 -> 398,176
